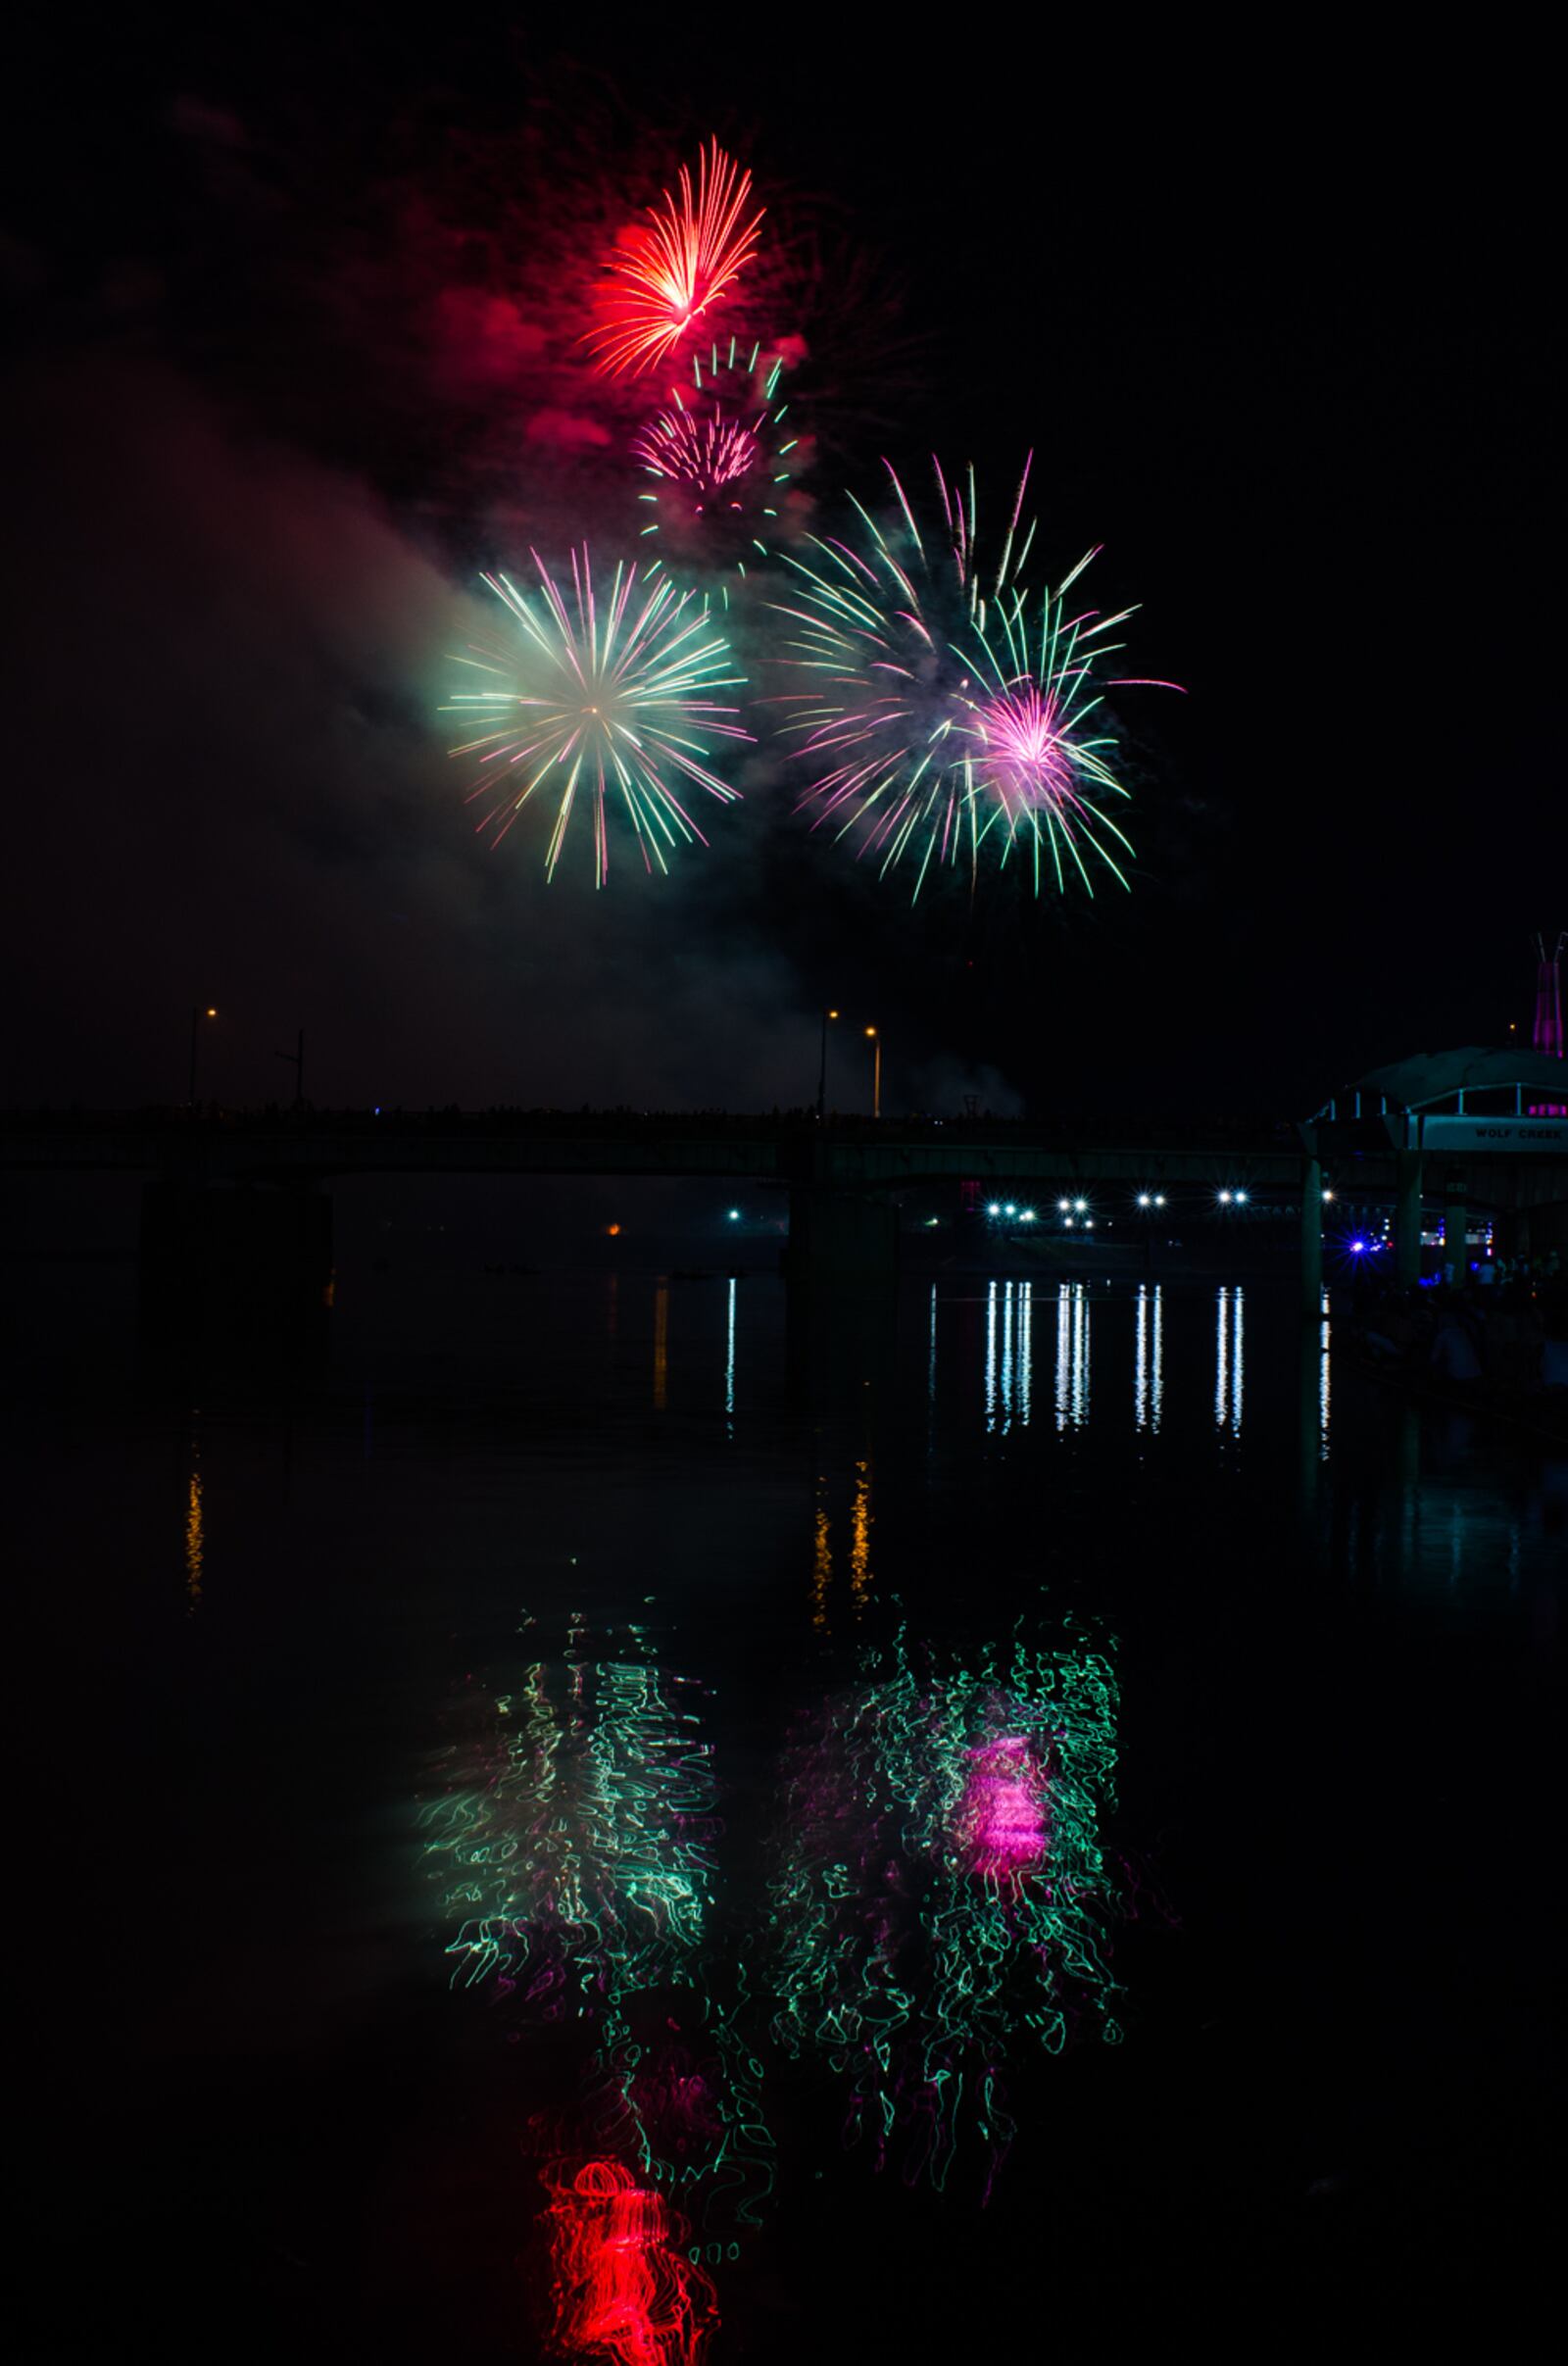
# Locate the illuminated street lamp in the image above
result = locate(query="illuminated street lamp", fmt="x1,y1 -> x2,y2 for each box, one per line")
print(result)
864,1025 -> 881,1119
188,1003 -> 217,1107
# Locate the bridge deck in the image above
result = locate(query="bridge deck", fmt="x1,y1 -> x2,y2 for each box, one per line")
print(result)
0,1112 -> 1309,1189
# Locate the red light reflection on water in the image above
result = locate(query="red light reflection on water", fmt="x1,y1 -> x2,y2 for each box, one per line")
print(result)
542,2158 -> 717,2366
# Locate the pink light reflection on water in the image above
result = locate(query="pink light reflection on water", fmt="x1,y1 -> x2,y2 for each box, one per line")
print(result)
952,1735 -> 1052,1884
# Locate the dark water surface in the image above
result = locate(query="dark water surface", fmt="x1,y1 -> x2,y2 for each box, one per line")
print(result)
12,1262 -> 1562,2356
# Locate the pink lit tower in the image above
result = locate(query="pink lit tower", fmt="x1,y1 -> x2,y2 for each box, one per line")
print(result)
1531,930 -> 1565,1113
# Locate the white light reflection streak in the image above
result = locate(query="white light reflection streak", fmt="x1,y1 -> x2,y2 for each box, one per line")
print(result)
1232,1286 -> 1245,1431
1056,1284 -> 1091,1429
1055,1284 -> 1071,1431
1152,1284 -> 1163,1432
1319,1286 -> 1331,1459
1018,1281 -> 1033,1426
928,1282 -> 939,1409
1135,1286 -> 1149,1430
724,1278 -> 737,1438
988,1282 -> 1032,1433
1214,1287 -> 1245,1436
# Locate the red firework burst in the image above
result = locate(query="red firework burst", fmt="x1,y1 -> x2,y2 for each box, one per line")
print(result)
587,140 -> 764,378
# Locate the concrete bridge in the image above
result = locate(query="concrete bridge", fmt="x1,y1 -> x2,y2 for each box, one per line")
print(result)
4,1045 -> 1564,1344
0,1107 -> 1310,1190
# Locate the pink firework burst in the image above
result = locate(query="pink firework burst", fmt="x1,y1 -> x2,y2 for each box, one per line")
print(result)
587,140 -> 764,378
632,342 -> 804,593
965,682 -> 1079,820
633,404 -> 761,503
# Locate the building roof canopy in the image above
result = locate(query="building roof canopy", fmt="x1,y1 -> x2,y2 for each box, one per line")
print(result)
1348,1044 -> 1566,1111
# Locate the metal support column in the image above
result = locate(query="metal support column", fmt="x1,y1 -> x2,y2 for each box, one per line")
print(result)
1394,1148 -> 1424,1290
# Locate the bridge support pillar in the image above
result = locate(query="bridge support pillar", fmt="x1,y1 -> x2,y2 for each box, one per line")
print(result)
139,1177 -> 333,1358
1443,1179 -> 1468,1288
1300,1153 -> 1322,1317
1394,1149 -> 1424,1290
782,1189 -> 898,1292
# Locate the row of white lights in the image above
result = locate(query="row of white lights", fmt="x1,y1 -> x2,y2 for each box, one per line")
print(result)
731,1186 -> 1343,1225
990,1189 -> 1344,1212
982,1189 -> 1261,1221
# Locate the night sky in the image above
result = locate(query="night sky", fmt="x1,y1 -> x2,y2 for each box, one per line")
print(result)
4,13 -> 1559,1120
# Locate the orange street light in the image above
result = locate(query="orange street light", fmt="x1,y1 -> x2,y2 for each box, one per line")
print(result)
817,1006 -> 841,1120
864,1026 -> 881,1119
189,1003 -> 218,1108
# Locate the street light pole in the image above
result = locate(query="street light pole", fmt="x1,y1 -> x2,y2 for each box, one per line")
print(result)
188,1004 -> 217,1107
274,1025 -> 305,1109
816,1007 -> 839,1121
865,1026 -> 881,1119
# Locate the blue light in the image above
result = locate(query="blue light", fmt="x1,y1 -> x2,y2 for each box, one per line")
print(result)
1350,1238 -> 1365,1254
727,1208 -> 740,1220
1004,1202 -> 1017,1215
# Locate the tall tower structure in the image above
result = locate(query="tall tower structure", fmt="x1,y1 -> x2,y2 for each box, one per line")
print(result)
1530,930 -> 1565,1113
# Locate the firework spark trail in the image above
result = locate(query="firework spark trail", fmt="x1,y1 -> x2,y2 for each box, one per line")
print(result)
588,140 -> 764,378
443,550 -> 750,884
772,454 -> 1180,900
768,1629 -> 1122,2194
